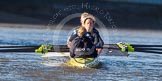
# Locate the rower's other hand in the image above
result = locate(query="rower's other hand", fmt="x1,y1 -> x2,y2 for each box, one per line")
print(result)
96,48 -> 102,54
67,42 -> 71,48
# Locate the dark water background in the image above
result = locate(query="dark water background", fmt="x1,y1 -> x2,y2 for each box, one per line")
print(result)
0,27 -> 162,81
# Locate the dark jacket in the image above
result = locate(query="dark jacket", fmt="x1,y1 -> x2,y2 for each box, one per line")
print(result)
68,27 -> 104,49
70,36 -> 98,58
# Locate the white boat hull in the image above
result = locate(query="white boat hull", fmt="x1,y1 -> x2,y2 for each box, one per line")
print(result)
41,49 -> 129,58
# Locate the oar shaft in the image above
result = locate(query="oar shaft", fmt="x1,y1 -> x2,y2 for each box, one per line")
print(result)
0,48 -> 36,52
132,44 -> 162,47
1,44 -> 162,53
0,44 -> 120,48
135,50 -> 162,54
0,46 -> 39,48
135,47 -> 162,51
0,47 -> 69,52
1,44 -> 162,48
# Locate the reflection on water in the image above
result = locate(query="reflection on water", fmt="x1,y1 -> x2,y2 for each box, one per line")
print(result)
0,27 -> 162,81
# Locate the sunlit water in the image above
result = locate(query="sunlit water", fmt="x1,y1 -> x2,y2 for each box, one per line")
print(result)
0,27 -> 162,81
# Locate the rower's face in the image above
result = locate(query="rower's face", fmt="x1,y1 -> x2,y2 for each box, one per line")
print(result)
84,19 -> 94,32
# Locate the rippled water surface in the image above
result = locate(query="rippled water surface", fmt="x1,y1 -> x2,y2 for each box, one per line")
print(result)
0,27 -> 162,81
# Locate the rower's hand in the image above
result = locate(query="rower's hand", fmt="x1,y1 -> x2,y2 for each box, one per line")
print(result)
67,42 -> 71,48
96,48 -> 102,54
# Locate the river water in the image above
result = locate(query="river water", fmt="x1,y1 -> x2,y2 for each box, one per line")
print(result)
0,27 -> 162,81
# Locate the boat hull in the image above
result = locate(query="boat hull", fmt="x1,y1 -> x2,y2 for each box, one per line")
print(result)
40,49 -> 128,68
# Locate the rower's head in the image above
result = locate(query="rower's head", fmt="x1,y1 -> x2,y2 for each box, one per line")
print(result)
80,12 -> 89,26
83,15 -> 96,32
78,26 -> 87,37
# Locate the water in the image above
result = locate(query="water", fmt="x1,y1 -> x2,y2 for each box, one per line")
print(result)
0,27 -> 162,81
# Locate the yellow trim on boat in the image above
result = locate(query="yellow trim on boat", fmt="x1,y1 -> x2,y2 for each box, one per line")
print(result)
67,58 -> 100,68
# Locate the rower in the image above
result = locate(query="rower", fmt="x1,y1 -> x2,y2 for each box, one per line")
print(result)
67,12 -> 104,55
69,26 -> 98,58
